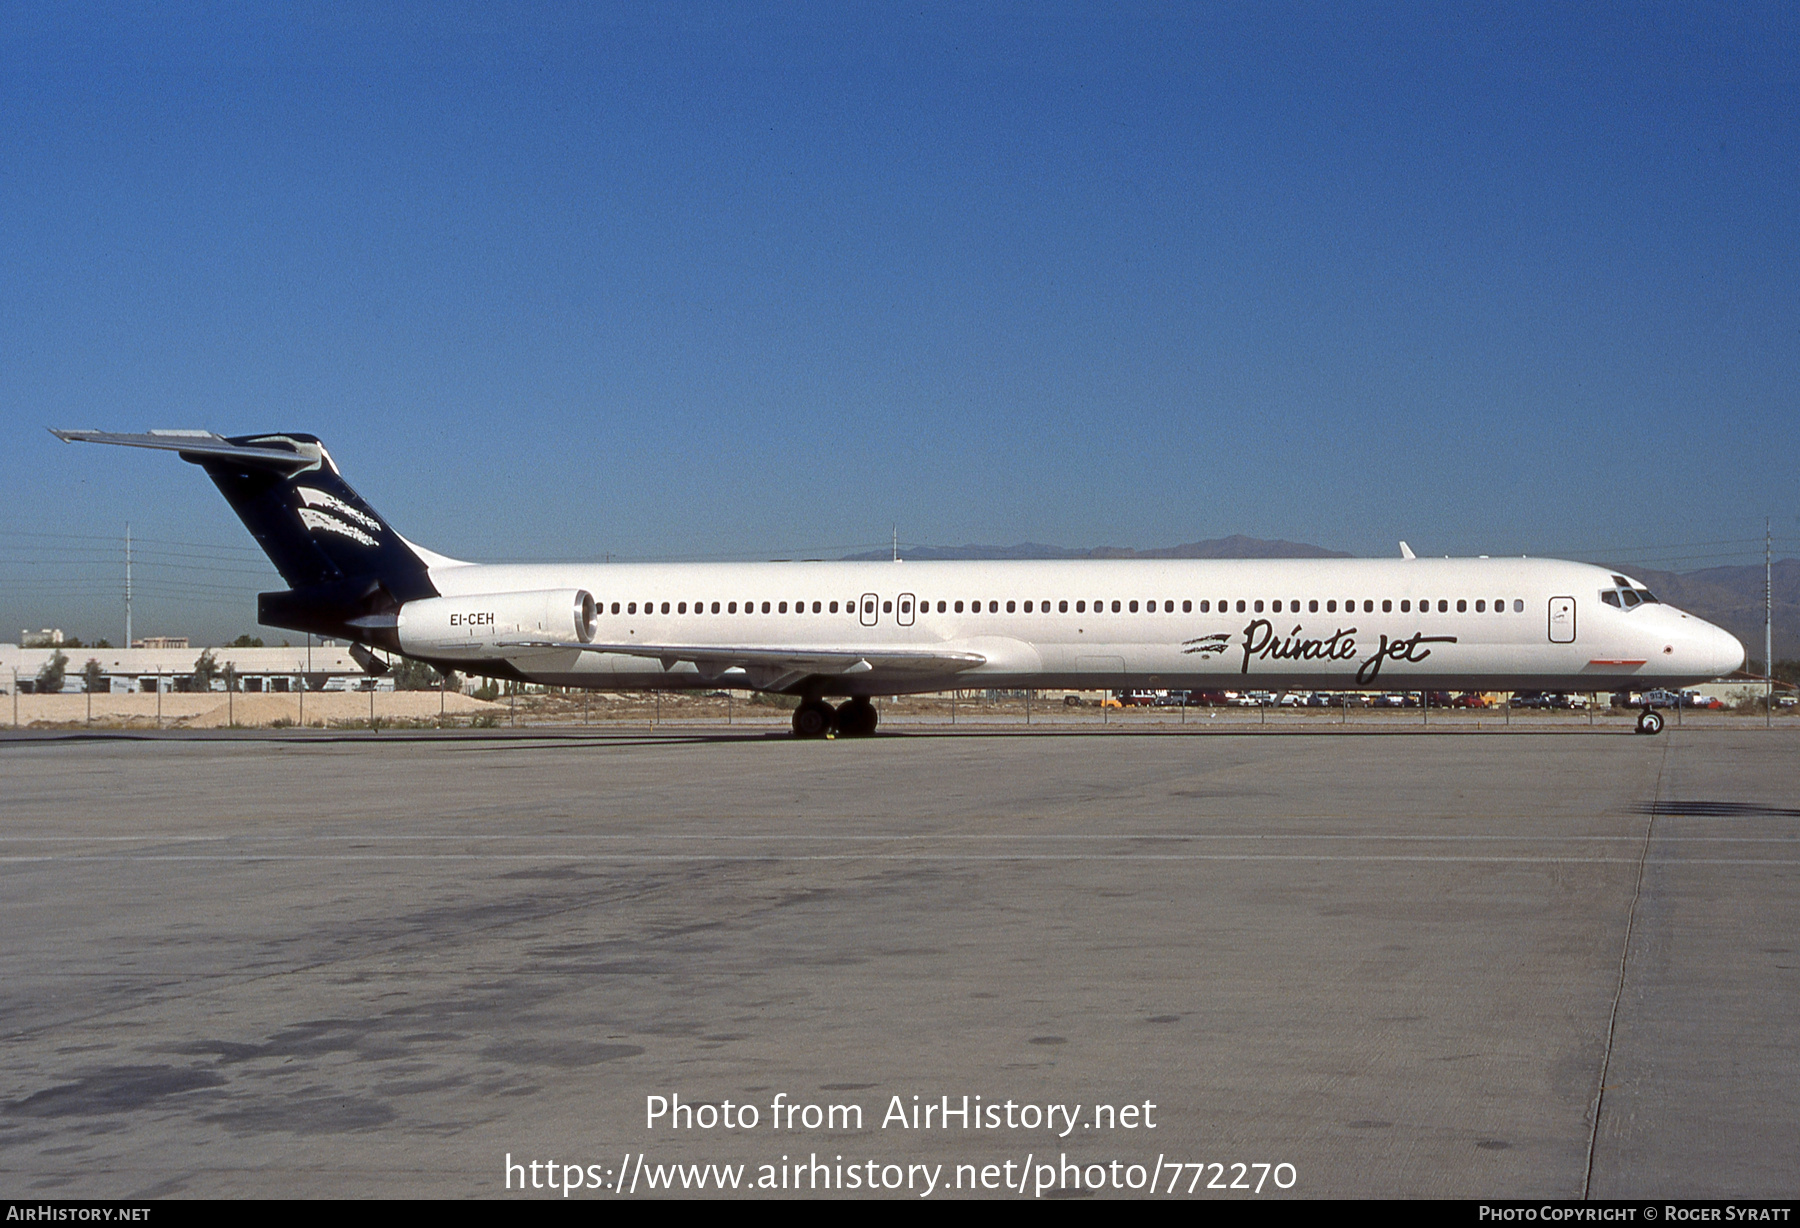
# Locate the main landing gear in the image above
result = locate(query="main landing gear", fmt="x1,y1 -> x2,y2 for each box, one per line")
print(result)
1636,707 -> 1665,736
790,697 -> 880,739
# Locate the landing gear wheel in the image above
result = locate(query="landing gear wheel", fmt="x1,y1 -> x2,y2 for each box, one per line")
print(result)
793,699 -> 836,739
837,698 -> 878,737
1636,708 -> 1664,736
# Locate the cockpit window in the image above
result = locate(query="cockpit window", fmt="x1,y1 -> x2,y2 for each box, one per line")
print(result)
1602,582 -> 1659,609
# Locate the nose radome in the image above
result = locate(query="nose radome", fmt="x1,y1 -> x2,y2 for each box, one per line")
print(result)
1703,623 -> 1747,678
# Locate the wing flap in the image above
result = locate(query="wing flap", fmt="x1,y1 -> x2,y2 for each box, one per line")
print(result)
493,638 -> 986,677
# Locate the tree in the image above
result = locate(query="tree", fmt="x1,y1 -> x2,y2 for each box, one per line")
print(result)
93,639 -> 112,649
392,656 -> 459,692
230,634 -> 264,648
81,658 -> 107,693
192,648 -> 221,693
35,651 -> 68,695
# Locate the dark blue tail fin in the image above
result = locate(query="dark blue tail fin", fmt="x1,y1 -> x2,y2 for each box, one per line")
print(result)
50,428 -> 438,642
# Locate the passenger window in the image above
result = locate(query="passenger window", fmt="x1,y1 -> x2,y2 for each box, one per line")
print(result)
937,600 -> 946,613
1129,600 -> 1139,613
1272,600 -> 1282,613
1183,600 -> 1192,613
1235,600 -> 1245,613
817,601 -> 825,613
1400,600 -> 1410,613
627,602 -> 637,615
1493,598 -> 1503,612
1456,599 -> 1467,613
954,600 -> 964,613
611,602 -> 620,614
778,601 -> 787,614
1059,600 -> 1068,613
1437,600 -> 1448,613
660,602 -> 670,614
1022,601 -> 1032,613
1382,600 -> 1391,613
989,600 -> 999,613
1476,599 -> 1486,613
883,600 -> 892,613
678,602 -> 688,614
1364,601 -> 1373,613
1199,600 -> 1209,613
1075,600 -> 1086,613
729,602 -> 738,614
1006,600 -> 1016,613
1327,600 -> 1337,613
1308,600 -> 1318,613
1513,599 -> 1523,612
1111,600 -> 1122,613
1253,600 -> 1264,613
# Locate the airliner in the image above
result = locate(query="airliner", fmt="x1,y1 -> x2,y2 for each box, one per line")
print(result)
52,429 -> 1745,737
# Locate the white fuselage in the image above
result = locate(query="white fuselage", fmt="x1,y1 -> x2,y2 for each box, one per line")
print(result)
413,556 -> 1746,696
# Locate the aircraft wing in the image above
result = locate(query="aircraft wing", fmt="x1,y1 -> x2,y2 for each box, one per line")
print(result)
494,638 -> 987,688
49,428 -> 317,473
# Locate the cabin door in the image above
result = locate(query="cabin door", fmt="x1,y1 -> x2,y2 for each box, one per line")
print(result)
1548,597 -> 1576,644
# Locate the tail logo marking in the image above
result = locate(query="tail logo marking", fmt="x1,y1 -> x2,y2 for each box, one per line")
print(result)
296,486 -> 381,545
297,506 -> 377,546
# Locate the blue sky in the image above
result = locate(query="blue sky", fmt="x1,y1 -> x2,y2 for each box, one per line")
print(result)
3,2 -> 1796,644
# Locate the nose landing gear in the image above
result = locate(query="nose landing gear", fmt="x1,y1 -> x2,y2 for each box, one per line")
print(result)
1636,707 -> 1664,736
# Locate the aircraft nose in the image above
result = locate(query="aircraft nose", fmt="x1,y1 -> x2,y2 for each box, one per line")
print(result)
1699,621 -> 1746,678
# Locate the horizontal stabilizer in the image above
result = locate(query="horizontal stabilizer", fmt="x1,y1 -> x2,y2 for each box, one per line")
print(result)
49,429 -> 321,473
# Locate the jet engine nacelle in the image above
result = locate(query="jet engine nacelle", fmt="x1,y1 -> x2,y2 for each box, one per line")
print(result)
397,589 -> 596,658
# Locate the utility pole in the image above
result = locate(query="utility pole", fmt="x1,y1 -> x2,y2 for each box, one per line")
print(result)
124,523 -> 132,648
1767,518 -> 1774,728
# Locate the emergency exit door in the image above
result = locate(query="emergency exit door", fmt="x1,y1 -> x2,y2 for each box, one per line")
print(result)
1548,597 -> 1576,643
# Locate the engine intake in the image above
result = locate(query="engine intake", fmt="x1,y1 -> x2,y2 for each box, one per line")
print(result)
397,589 -> 596,659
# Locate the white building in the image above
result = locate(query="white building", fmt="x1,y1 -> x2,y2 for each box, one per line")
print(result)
0,643 -> 399,694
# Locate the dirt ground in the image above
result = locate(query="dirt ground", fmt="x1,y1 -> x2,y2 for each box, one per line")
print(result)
7,691 -> 504,730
